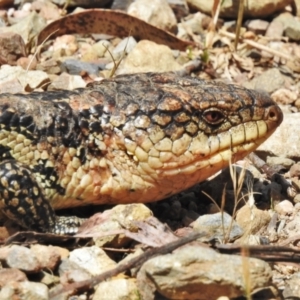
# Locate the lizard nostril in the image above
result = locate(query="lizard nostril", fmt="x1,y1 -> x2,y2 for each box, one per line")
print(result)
267,105 -> 283,124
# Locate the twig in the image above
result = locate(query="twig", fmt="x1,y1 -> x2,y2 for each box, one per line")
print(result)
234,0 -> 244,50
49,231 -> 207,298
219,29 -> 292,61
217,243 -> 300,262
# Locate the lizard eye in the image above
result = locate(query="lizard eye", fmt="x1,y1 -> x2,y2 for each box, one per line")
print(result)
203,109 -> 225,125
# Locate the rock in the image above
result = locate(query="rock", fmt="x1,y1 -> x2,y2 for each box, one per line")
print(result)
275,200 -> 294,216
0,11 -> 46,44
284,212 -> 300,237
177,12 -> 206,39
93,278 -> 138,300
186,0 -> 293,18
31,0 -> 61,21
92,204 -> 153,247
265,17 -> 284,38
69,246 -> 117,276
137,245 -> 272,299
0,268 -> 27,288
47,72 -> 86,90
168,0 -> 190,20
111,0 -> 134,11
112,204 -> 153,231
243,68 -> 288,94
116,40 -> 183,74
0,246 -> 10,261
271,88 -> 298,105
39,271 -> 60,286
0,78 -> 23,93
60,59 -> 104,76
58,259 -> 92,284
246,19 -> 269,35
0,281 -> 48,300
0,65 -> 50,92
127,0 -> 177,33
52,34 -> 78,57
51,0 -> 111,7
91,39 -> 110,57
112,36 -> 137,59
17,69 -> 50,91
36,58 -> 61,74
193,212 -> 244,242
257,113 -> 300,159
283,272 -> 300,298
295,99 -> 300,110
17,55 -> 37,70
52,246 -> 69,260
30,245 -> 61,271
275,12 -> 300,41
236,204 -> 271,243
290,163 -> 300,177
266,156 -> 295,168
6,245 -> 42,274
293,194 -> 300,203
0,32 -> 26,65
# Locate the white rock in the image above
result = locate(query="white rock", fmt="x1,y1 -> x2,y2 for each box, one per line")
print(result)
128,0 -> 177,33
116,40 -> 182,74
69,246 -> 116,276
257,113 -> 300,159
93,278 -> 138,300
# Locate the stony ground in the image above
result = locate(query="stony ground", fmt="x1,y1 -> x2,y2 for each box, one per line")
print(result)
0,0 -> 300,299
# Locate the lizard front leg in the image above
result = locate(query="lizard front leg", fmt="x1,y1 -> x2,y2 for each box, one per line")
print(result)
0,160 -> 84,235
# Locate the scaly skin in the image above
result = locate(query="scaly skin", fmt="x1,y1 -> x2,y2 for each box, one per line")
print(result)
0,73 -> 283,234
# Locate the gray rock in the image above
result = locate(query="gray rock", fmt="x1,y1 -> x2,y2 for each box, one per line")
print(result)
60,59 -> 105,76
246,19 -> 269,35
266,156 -> 295,168
137,245 -> 272,299
193,212 -> 244,242
275,12 -> 300,41
243,68 -> 288,94
6,245 -> 42,274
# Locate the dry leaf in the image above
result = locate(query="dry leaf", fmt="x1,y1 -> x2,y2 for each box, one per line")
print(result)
37,9 -> 196,51
76,216 -> 178,247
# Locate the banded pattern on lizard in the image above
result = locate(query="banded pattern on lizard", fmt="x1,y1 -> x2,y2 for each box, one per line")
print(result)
0,73 -> 283,234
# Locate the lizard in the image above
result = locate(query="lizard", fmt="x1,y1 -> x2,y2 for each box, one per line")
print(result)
0,72 -> 283,234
